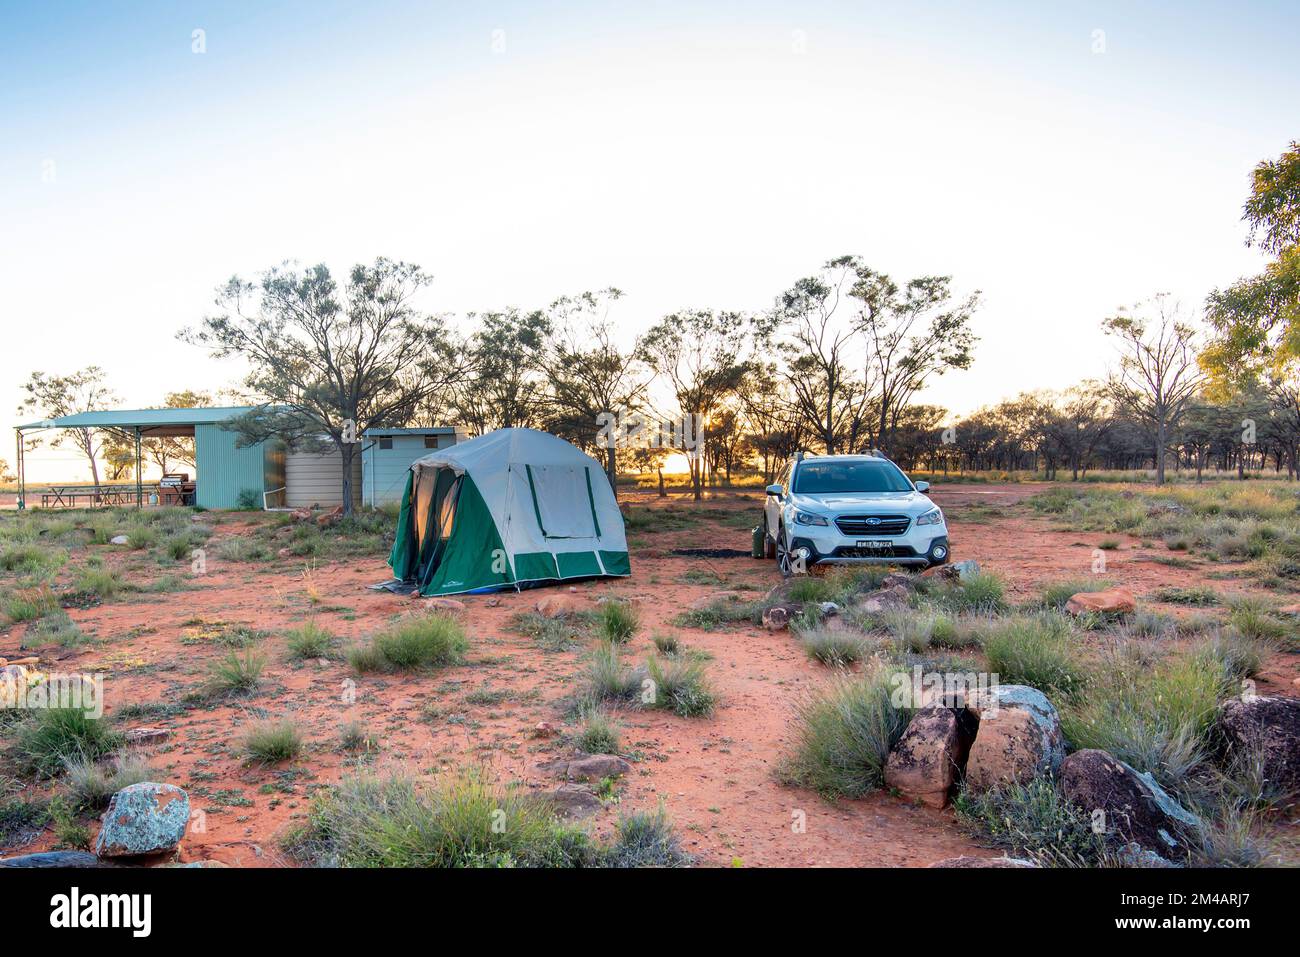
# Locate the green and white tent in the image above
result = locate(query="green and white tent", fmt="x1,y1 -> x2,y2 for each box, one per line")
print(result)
388,428 -> 631,596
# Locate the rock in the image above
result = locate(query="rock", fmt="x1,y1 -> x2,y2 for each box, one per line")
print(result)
315,505 -> 344,528
965,685 -> 1064,792
424,597 -> 467,614
1277,603 -> 1300,616
922,559 -> 980,583
818,601 -> 840,617
1065,587 -> 1135,616
0,851 -> 126,868
880,573 -> 916,591
690,591 -> 748,611
852,584 -> 911,615
277,547 -> 293,558
291,507 -> 313,522
536,594 -> 580,619
1059,749 -> 1201,855
109,535 -> 130,545
161,860 -> 230,868
1115,842 -> 1180,868
94,783 -> 191,858
539,753 -> 632,782
1218,696 -> 1300,798
761,602 -> 802,631
884,706 -> 976,808
123,728 -> 170,746
532,721 -> 557,738
928,855 -> 1038,868
543,784 -> 603,819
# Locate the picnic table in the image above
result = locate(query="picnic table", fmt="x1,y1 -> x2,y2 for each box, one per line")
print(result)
39,485 -> 160,508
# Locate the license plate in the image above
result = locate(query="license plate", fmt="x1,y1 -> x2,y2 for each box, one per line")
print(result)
856,540 -> 892,550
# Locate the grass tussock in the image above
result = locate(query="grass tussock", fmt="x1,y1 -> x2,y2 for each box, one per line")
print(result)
285,621 -> 339,660
203,648 -> 267,696
14,706 -> 124,778
645,655 -> 717,717
509,610 -> 593,651
596,600 -> 640,644
777,670 -> 911,798
575,709 -> 622,754
350,615 -> 469,672
953,778 -> 1106,867
63,753 -> 152,810
243,719 -> 304,764
797,625 -> 872,666
980,613 -> 1085,699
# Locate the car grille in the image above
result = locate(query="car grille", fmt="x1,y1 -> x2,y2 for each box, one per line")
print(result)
834,514 -> 911,537
830,544 -> 919,559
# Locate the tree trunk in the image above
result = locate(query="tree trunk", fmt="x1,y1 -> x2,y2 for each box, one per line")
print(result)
1155,422 -> 1167,486
340,441 -> 356,516
657,468 -> 665,498
604,445 -> 618,502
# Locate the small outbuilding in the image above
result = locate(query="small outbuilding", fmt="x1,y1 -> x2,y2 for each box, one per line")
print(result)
361,427 -> 469,507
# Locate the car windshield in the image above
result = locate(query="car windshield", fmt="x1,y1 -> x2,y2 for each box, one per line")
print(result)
793,460 -> 913,494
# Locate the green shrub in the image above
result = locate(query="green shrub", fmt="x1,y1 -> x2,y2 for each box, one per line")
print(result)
882,607 -> 958,653
953,778 -> 1106,867
243,719 -> 304,763
1226,597 -> 1289,642
64,753 -> 152,810
934,571 -> 1006,613
582,642 -> 640,705
353,615 -> 469,672
70,567 -> 129,600
575,709 -> 622,754
286,772 -> 596,868
3,585 -> 59,623
797,625 -> 870,666
286,621 -> 338,660
0,799 -> 50,845
125,526 -> 158,550
603,806 -> 691,868
981,613 -> 1085,698
777,671 -> 911,798
49,796 -> 91,850
509,610 -> 592,650
0,544 -> 65,576
236,488 -> 262,510
204,648 -> 266,695
645,655 -> 716,717
15,707 -> 124,778
596,600 -> 640,644
651,632 -> 681,656
339,721 -> 379,752
1193,632 -> 1265,684
1153,585 -> 1220,606
1060,647 -> 1224,786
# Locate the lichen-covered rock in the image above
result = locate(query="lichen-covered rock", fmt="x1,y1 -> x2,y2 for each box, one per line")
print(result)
1218,696 -> 1300,799
1065,587 -> 1135,616
965,684 -> 1063,792
920,560 -> 980,583
94,783 -> 190,858
761,602 -> 802,631
884,707 -> 975,808
928,855 -> 1038,868
0,851 -> 125,868
544,784 -> 603,819
539,753 -> 632,782
1059,749 -> 1201,856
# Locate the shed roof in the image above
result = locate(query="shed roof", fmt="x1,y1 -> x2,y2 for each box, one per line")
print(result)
363,427 -> 462,437
16,406 -> 258,431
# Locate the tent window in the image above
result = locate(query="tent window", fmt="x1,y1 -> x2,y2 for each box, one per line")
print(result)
525,464 -> 597,539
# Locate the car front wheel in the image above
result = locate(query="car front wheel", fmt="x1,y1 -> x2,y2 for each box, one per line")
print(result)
762,515 -> 777,559
775,525 -> 794,578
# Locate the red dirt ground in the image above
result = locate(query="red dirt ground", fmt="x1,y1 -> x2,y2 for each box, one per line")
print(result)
2,483 -> 1297,867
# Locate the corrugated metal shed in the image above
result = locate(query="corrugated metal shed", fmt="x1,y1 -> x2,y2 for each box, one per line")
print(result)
362,428 -> 468,506
194,424 -> 268,509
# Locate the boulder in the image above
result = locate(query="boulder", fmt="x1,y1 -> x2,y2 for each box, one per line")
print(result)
0,851 -> 126,868
424,597 -> 467,614
852,584 -> 912,615
921,560 -> 980,583
291,508 -> 313,522
539,753 -> 632,782
544,784 -> 603,820
761,602 -> 803,631
109,535 -> 130,545
532,721 -> 557,738
123,727 -> 170,746
884,706 -> 976,808
94,782 -> 191,858
1064,587 -> 1135,616
536,594 -> 581,619
965,685 -> 1064,792
928,855 -> 1038,868
1059,749 -> 1201,856
1218,696 -> 1300,799
315,505 -> 344,528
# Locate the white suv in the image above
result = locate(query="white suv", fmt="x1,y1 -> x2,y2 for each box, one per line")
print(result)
761,454 -> 949,576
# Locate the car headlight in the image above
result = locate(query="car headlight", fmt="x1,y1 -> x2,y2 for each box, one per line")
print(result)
915,508 -> 944,527
794,510 -> 829,526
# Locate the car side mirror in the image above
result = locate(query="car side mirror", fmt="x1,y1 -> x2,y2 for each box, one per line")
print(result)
914,481 -> 930,492
765,484 -> 784,497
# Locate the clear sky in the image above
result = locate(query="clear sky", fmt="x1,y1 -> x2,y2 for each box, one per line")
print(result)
3,0 -> 1297,480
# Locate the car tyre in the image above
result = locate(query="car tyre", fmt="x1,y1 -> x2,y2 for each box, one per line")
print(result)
776,524 -> 794,578
762,515 -> 777,560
